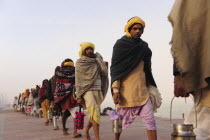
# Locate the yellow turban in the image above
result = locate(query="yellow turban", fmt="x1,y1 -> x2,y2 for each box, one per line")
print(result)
63,61 -> 74,66
124,17 -> 145,38
25,88 -> 29,91
79,42 -> 95,57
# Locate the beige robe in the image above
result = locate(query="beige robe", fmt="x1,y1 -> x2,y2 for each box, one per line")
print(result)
112,61 -> 149,108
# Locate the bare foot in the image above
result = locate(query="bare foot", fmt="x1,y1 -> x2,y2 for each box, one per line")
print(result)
45,122 -> 49,126
64,128 -> 69,131
84,128 -> 90,140
63,130 -> 70,135
73,133 -> 82,138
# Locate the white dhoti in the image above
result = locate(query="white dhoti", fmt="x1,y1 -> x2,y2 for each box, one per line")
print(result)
185,90 -> 210,140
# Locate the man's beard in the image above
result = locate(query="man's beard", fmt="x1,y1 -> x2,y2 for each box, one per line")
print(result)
133,33 -> 141,38
86,52 -> 95,58
64,70 -> 71,76
64,69 -> 74,76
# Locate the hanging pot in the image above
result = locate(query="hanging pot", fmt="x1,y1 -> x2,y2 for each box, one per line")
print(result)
170,96 -> 197,140
53,116 -> 59,130
47,110 -> 53,120
113,116 -> 123,133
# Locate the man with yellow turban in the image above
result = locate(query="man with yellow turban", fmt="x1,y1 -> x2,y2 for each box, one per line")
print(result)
54,58 -> 81,138
111,17 -> 158,140
75,42 -> 109,140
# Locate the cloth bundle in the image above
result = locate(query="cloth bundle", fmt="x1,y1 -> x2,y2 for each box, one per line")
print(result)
148,85 -> 162,113
74,107 -> 86,130
27,107 -> 31,112
106,110 -> 123,120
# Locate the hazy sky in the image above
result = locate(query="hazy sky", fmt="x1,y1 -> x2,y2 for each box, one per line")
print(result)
0,0 -> 179,114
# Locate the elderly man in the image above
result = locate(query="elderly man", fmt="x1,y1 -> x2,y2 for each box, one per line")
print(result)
75,42 -> 108,140
54,59 -> 81,138
111,17 -> 157,140
169,0 -> 210,139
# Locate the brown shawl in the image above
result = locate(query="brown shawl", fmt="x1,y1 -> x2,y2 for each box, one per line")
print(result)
75,52 -> 109,100
168,0 -> 210,92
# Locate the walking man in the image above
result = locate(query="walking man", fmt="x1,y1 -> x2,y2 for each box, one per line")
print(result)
39,79 -> 50,125
54,59 -> 81,138
169,0 -> 210,139
111,17 -> 157,140
75,42 -> 109,140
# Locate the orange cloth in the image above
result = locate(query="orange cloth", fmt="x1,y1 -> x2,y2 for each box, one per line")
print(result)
41,99 -> 50,122
23,91 -> 30,98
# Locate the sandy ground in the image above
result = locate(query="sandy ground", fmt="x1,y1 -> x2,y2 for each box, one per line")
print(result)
0,108 -> 183,140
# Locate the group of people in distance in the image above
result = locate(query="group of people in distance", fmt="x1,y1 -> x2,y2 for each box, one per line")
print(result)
12,1 -> 210,139
13,16 -> 159,140
14,41 -> 109,139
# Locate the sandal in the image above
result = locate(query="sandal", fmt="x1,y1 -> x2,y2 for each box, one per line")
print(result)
73,133 -> 82,138
45,122 -> 49,126
63,130 -> 70,135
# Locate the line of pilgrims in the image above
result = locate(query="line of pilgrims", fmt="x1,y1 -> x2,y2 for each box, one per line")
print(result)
12,16 -> 163,140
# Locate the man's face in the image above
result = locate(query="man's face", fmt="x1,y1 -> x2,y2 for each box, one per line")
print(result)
55,70 -> 59,75
63,66 -> 74,76
130,24 -> 143,38
84,47 -> 94,58
64,66 -> 71,70
43,81 -> 48,87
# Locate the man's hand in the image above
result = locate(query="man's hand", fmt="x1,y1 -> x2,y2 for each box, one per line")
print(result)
174,75 -> 189,97
77,98 -> 83,105
113,92 -> 120,104
50,102 -> 54,109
